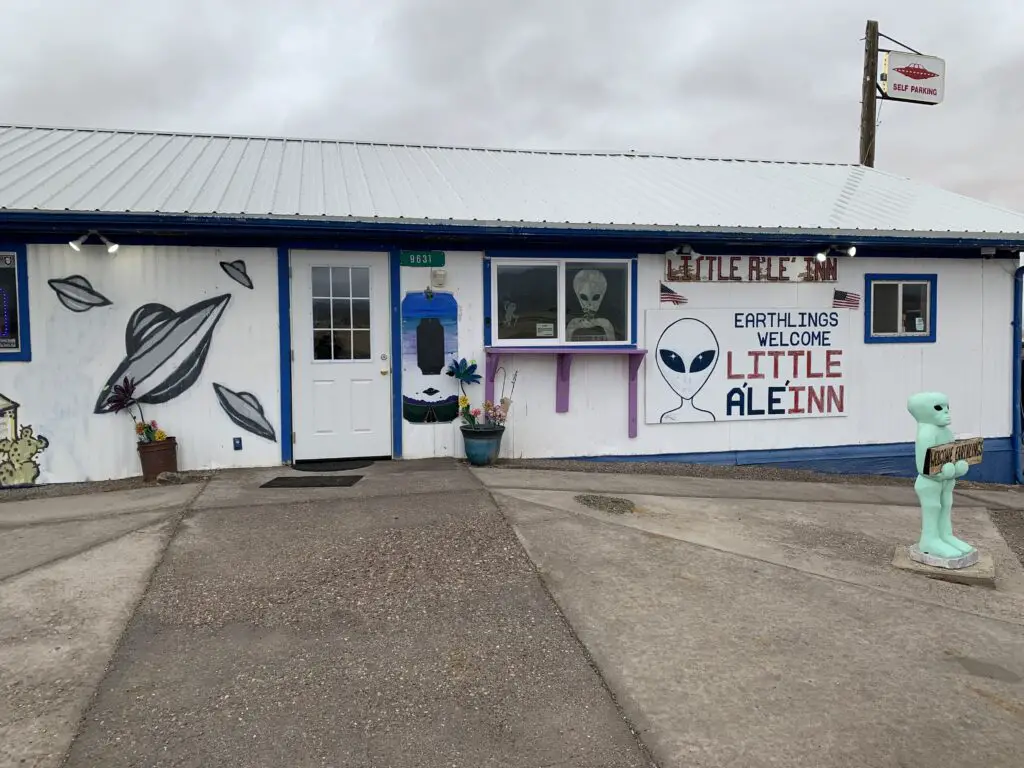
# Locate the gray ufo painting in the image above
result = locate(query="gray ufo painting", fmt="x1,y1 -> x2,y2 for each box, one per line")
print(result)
94,294 -> 232,413
213,383 -> 277,442
47,275 -> 112,312
219,259 -> 253,289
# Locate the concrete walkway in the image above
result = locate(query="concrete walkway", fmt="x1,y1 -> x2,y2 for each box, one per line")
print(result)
473,467 -> 1024,768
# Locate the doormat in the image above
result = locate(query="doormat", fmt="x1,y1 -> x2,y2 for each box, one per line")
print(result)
292,459 -> 374,472
260,475 -> 364,489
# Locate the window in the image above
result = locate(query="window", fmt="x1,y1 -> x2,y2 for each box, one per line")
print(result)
491,258 -> 633,346
311,265 -> 372,360
864,273 -> 936,344
0,247 -> 29,362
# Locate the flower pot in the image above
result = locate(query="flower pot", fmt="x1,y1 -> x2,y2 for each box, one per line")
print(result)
460,425 -> 505,467
138,437 -> 178,481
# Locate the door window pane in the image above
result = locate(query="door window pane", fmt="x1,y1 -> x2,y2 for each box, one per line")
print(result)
901,283 -> 929,333
351,299 -> 370,329
352,330 -> 371,360
495,264 -> 558,340
871,283 -> 900,334
313,299 -> 332,329
312,267 -> 331,298
564,262 -> 628,342
310,265 -> 374,360
351,267 -> 370,298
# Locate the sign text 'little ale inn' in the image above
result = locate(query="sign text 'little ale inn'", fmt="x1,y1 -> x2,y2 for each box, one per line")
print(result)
665,254 -> 839,283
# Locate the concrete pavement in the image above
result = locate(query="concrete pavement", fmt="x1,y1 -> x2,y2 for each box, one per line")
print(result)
474,467 -> 1024,768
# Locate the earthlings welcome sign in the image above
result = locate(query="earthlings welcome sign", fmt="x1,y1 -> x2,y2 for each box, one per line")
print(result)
645,309 -> 849,423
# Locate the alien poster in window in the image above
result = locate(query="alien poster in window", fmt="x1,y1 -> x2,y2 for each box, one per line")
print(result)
644,308 -> 850,423
564,263 -> 628,342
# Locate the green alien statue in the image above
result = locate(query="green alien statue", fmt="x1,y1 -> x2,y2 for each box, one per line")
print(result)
907,392 -> 976,563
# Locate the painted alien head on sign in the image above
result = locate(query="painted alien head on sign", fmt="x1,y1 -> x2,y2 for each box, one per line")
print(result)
656,318 -> 719,401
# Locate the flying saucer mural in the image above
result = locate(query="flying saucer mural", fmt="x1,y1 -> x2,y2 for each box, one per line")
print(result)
213,383 -> 276,442
94,294 -> 231,413
47,275 -> 112,312
401,291 -> 459,423
220,259 -> 253,289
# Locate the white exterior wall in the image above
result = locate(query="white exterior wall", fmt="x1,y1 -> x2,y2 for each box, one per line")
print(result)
401,254 -> 1014,460
1,245 -> 281,483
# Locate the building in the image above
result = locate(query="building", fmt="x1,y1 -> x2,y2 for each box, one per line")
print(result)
0,124 -> 1022,486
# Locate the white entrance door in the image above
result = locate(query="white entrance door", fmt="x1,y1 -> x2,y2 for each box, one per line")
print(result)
290,251 -> 392,460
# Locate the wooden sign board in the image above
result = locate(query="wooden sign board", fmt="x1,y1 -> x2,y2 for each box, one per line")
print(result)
924,437 -> 984,476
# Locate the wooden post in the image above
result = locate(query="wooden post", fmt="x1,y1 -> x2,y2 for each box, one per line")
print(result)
859,19 -> 880,167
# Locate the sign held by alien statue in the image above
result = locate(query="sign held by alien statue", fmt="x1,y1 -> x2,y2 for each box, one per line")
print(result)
644,308 -> 849,423
924,437 -> 983,476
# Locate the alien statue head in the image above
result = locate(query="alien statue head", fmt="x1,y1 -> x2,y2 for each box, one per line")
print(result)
656,318 -> 719,401
907,392 -> 952,429
573,269 -> 607,321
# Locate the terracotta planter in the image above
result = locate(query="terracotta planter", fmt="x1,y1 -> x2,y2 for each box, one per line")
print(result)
137,437 -> 178,481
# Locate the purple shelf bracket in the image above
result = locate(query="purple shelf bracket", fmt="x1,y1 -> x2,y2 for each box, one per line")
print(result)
555,353 -> 572,413
627,354 -> 644,439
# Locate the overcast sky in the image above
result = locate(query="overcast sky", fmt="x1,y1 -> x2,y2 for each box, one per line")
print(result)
2,0 -> 1020,209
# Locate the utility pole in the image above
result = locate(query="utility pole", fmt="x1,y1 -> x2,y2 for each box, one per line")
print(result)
859,19 -> 880,167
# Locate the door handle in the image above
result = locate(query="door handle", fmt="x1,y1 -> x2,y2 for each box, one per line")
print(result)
380,368 -> 390,376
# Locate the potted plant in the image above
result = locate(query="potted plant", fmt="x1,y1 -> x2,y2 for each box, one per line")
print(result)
107,377 -> 179,481
446,357 -> 515,467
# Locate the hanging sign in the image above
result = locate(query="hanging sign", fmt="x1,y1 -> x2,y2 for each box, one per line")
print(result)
645,308 -> 849,423
881,52 -> 946,106
665,254 -> 838,283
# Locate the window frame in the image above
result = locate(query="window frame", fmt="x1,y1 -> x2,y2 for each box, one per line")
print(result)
0,244 -> 31,362
863,272 -> 937,344
488,255 -> 636,348
309,263 -> 374,363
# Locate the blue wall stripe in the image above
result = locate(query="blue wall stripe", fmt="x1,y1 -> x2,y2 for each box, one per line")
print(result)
1013,268 -> 1023,483
276,247 -> 293,463
482,255 -> 492,346
389,249 -> 403,458
569,437 -> 1015,484
630,257 -> 638,346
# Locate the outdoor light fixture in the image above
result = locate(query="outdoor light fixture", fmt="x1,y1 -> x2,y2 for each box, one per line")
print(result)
816,245 -> 857,262
67,230 -> 119,253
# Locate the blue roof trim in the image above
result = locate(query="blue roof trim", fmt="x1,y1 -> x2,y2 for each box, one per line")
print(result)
0,210 -> 1023,251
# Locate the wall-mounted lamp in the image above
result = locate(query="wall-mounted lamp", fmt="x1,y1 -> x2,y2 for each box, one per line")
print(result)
665,244 -> 693,257
815,245 -> 857,262
68,230 -> 119,253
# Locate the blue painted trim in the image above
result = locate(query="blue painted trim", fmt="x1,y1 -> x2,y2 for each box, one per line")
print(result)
863,273 -> 938,344
1013,267 -> 1023,484
482,256 -> 492,346
2,210 -> 1024,251
0,244 -> 31,362
630,257 -> 638,346
276,247 -> 293,463
568,436 -> 1015,484
389,249 -> 403,458
484,249 -> 638,260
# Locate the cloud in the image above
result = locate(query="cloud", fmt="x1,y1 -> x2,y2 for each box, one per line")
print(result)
0,0 -> 1021,210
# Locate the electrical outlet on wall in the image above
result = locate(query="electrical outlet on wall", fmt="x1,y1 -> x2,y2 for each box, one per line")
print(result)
233,437 -> 242,451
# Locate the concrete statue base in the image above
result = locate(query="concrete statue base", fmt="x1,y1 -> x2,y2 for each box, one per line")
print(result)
907,545 -> 980,570
892,545 -> 996,589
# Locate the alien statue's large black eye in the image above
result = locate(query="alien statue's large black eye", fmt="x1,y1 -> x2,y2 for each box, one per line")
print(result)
660,349 -> 686,373
689,350 -> 716,373
934,405 -> 943,411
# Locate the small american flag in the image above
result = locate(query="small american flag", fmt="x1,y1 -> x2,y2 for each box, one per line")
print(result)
660,283 -> 688,305
832,289 -> 861,309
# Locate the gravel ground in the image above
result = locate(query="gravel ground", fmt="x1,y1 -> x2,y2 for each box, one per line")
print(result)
574,494 -> 636,515
63,479 -> 651,767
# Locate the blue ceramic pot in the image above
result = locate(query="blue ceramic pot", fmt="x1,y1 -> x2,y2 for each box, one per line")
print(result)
461,425 -> 505,466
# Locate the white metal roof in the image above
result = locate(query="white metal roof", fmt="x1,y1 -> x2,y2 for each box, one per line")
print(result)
0,124 -> 1022,238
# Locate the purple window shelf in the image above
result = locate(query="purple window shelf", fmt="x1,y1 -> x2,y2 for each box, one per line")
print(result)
484,346 -> 648,438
